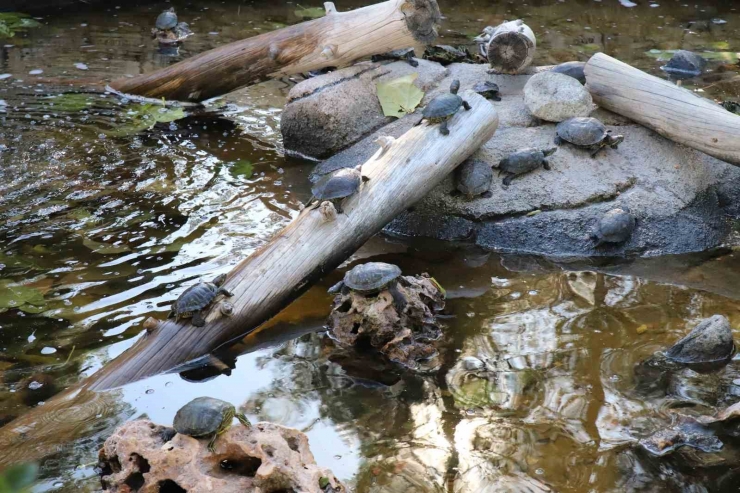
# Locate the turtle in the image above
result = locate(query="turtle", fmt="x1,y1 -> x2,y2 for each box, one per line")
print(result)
498,147 -> 556,186
720,100 -> 740,114
309,165 -> 369,212
554,117 -> 624,157
550,61 -> 587,85
173,397 -> 251,452
328,262 -> 408,312
423,45 -> 472,65
156,8 -> 178,31
591,207 -> 636,246
456,159 -> 493,198
472,81 -> 501,101
421,79 -> 471,136
661,50 -> 706,81
371,48 -> 418,67
168,274 -> 233,327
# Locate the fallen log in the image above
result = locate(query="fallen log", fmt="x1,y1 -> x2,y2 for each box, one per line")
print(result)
108,0 -> 441,102
88,90 -> 498,391
485,20 -> 536,74
585,52 -> 740,166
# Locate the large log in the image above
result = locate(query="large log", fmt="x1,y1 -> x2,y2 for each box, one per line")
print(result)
485,20 -> 536,74
585,52 -> 740,166
108,0 -> 441,102
87,90 -> 498,391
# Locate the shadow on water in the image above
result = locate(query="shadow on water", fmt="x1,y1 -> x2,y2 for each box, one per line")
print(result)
1,0 -> 740,491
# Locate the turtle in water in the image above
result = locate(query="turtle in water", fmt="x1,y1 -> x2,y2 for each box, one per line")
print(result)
156,8 -> 178,31
550,61 -> 587,85
152,8 -> 193,45
498,147 -> 556,186
421,79 -> 471,136
456,159 -> 493,198
173,397 -> 250,452
591,207 -> 636,246
554,117 -> 624,157
168,274 -> 233,327
472,81 -> 501,101
328,262 -> 407,312
423,45 -> 472,65
371,48 -> 418,67
309,165 -> 369,213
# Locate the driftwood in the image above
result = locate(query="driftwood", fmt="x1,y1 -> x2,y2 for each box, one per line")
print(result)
108,0 -> 441,102
585,52 -> 740,166
486,20 -> 536,74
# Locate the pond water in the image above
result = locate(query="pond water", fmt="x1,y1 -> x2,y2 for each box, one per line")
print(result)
1,0 -> 740,491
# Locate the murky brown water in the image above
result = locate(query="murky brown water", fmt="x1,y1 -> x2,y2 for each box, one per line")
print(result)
1,0 -> 740,491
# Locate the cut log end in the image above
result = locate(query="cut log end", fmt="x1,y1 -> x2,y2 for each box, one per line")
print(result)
400,0 -> 442,45
485,19 -> 536,75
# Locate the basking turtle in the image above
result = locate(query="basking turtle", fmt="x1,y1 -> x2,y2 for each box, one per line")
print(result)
173,397 -> 250,452
550,61 -> 587,85
309,165 -> 369,212
456,159 -> 493,198
168,274 -> 233,327
498,147 -> 556,186
371,48 -> 418,67
423,45 -> 472,65
472,81 -> 501,101
591,207 -> 636,246
328,262 -> 407,311
554,117 -> 624,157
721,100 -> 740,114
156,8 -> 178,31
421,79 -> 471,136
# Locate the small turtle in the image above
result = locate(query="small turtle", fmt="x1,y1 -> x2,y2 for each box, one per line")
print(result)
456,159 -> 493,198
309,165 -> 369,212
421,79 -> 471,136
498,147 -> 556,186
423,45 -> 472,65
721,100 -> 740,114
472,81 -> 501,101
156,8 -> 178,31
661,50 -> 706,81
168,274 -> 233,327
550,61 -> 587,85
371,48 -> 418,67
591,207 -> 636,246
554,117 -> 624,157
173,397 -> 250,452
328,262 -> 407,312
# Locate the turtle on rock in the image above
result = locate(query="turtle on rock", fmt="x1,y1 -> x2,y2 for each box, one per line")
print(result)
423,45 -> 472,65
309,165 -> 369,213
591,207 -> 636,246
173,397 -> 250,452
421,79 -> 471,136
328,262 -> 408,312
456,159 -> 493,198
371,48 -> 418,67
498,147 -> 556,186
555,117 -> 624,157
472,81 -> 501,101
168,274 -> 233,327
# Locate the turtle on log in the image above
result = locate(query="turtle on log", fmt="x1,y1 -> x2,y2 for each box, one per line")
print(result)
168,274 -> 233,327
421,79 -> 471,136
308,165 -> 369,213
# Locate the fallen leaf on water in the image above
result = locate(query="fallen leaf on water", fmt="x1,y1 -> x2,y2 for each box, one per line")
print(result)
636,324 -> 648,334
82,237 -> 131,254
228,159 -> 254,179
376,73 -> 425,118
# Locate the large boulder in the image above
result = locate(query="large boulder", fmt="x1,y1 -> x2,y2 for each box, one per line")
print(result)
523,71 -> 594,122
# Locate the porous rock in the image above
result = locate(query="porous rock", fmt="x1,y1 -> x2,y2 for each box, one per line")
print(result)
99,419 -> 344,493
523,71 -> 594,122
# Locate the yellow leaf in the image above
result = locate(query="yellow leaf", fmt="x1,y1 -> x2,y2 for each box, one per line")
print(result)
376,74 -> 425,118
636,324 -> 648,334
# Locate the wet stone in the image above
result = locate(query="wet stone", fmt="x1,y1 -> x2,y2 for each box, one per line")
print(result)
639,414 -> 723,457
665,315 -> 735,367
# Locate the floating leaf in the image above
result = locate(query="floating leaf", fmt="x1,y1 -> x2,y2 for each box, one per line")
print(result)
294,5 -> 325,19
0,463 -> 39,492
0,13 -> 40,38
228,159 -> 254,179
636,324 -> 649,334
376,74 -> 425,118
82,237 -> 131,254
0,281 -> 45,309
47,93 -> 95,112
645,49 -> 739,63
19,304 -> 46,314
106,103 -> 186,137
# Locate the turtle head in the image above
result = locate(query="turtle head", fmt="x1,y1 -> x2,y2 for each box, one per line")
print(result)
212,273 -> 228,287
543,147 -> 557,157
450,79 -> 461,95
606,132 -> 624,147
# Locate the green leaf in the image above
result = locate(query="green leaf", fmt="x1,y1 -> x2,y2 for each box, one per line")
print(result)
18,304 -> 46,314
294,5 -> 325,19
228,159 -> 254,179
376,73 -> 425,118
0,13 -> 40,38
0,281 -> 45,309
82,237 -> 131,254
47,93 -> 95,112
645,49 -> 739,63
1,463 -> 39,491
106,103 -> 187,137
319,477 -> 330,489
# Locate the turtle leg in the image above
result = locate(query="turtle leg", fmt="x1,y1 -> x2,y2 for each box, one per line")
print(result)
218,287 -> 234,297
388,281 -> 408,314
328,280 -> 345,295
192,311 -> 206,327
334,200 -> 344,214
236,413 -> 252,429
208,411 -> 236,453
502,173 -> 515,186
439,120 -> 450,136
554,135 -> 563,146
542,159 -> 552,171
492,93 -> 502,102
589,145 -> 604,158
462,100 -> 472,111
406,53 -> 419,67
481,191 -> 493,198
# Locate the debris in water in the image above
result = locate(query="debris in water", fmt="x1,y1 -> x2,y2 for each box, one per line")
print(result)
74,62 -> 88,70
28,69 -> 43,75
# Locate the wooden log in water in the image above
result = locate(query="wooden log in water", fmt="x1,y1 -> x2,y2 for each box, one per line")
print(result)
87,90 -> 498,391
108,0 -> 441,102
585,52 -> 740,166
485,20 -> 536,74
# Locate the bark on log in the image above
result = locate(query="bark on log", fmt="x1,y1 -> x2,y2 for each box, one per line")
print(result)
108,0 -> 441,102
585,52 -> 740,166
87,91 -> 498,391
486,20 -> 536,74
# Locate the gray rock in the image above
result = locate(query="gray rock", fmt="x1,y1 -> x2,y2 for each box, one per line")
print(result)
665,315 -> 735,365
523,71 -> 594,122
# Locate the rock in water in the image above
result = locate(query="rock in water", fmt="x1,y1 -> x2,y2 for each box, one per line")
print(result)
523,71 -> 593,122
661,50 -> 707,79
665,315 -> 735,365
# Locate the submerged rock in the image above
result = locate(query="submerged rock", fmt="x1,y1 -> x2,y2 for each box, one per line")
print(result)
99,419 -> 344,492
639,414 -> 723,457
523,71 -> 594,122
665,315 -> 735,367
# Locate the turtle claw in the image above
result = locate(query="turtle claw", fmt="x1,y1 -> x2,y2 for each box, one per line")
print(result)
462,100 -> 472,111
542,159 -> 552,171
439,121 -> 450,135
502,174 -> 514,186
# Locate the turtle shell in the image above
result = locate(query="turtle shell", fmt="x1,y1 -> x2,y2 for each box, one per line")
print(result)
595,208 -> 636,243
171,281 -> 219,316
499,148 -> 544,175
550,61 -> 587,85
174,397 -> 234,437
344,262 -> 402,294
472,81 -> 501,99
556,117 -> 608,146
456,159 -> 493,196
156,9 -> 178,30
311,167 -> 362,201
423,93 -> 463,119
